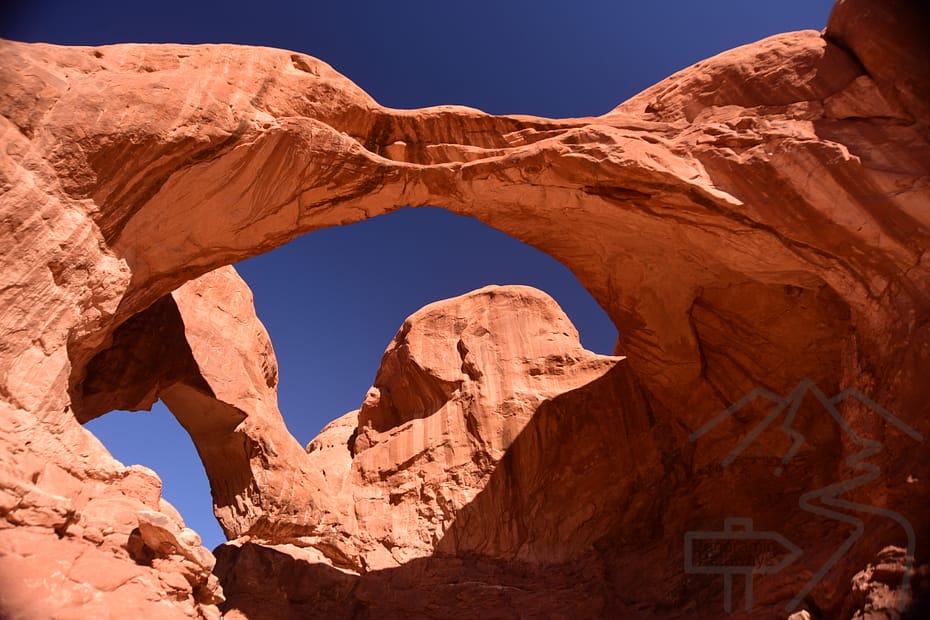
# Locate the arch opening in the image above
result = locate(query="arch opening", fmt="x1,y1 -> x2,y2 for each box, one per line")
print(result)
84,401 -> 226,550
235,205 -> 618,446
78,204 -> 619,550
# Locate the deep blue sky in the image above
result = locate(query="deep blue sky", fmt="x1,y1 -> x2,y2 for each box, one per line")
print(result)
2,1 -> 834,550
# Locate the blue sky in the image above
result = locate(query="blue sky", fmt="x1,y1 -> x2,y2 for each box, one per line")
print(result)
3,1 -> 834,550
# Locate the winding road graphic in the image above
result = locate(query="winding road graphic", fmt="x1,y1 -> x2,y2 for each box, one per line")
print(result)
687,378 -> 923,613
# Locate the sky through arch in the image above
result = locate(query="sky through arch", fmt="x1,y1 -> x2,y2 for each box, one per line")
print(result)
4,0 -> 836,552
87,206 -> 618,550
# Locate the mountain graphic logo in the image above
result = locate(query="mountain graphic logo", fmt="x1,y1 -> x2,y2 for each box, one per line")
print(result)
685,378 -> 923,614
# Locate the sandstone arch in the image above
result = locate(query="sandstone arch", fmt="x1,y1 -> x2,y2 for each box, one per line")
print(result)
1,0 -> 929,616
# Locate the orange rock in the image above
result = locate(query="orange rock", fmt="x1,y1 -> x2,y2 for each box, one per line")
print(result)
1,0 -> 928,616
302,285 -> 647,570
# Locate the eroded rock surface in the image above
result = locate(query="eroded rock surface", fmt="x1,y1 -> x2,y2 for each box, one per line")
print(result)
0,460 -> 223,619
1,0 -> 929,617
299,285 -> 654,571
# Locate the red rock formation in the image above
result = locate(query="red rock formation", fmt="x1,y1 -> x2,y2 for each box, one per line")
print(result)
300,285 -> 656,571
1,0 -> 928,617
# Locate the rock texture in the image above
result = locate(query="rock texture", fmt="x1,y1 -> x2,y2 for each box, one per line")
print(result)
301,285 -> 654,571
81,265 -> 329,542
842,546 -> 928,619
211,285 -> 664,619
1,0 -> 929,617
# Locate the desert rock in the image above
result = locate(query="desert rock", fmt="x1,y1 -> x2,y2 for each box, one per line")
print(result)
301,285 -> 655,571
0,0 -> 928,617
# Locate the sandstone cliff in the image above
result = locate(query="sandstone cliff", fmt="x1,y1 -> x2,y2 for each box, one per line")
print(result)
1,0 -> 928,617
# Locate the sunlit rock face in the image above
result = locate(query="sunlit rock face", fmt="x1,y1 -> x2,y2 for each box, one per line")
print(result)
1,0 -> 929,616
300,285 -> 655,572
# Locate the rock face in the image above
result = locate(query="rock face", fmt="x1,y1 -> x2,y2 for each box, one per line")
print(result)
1,0 -> 929,617
301,285 -> 653,571
79,265 -> 328,545
212,285 -> 663,619
841,546 -> 929,619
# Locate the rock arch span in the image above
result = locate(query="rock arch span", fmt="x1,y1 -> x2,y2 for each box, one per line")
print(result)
1,0 -> 928,616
